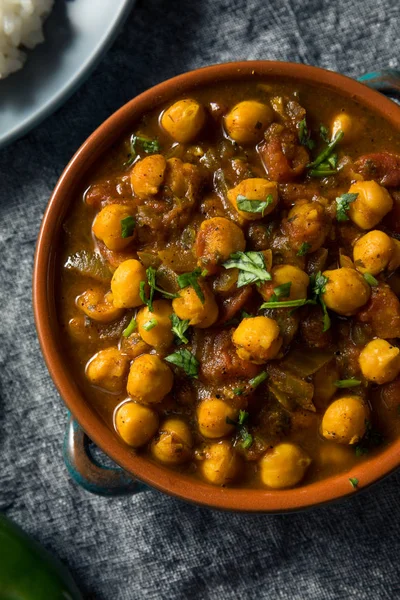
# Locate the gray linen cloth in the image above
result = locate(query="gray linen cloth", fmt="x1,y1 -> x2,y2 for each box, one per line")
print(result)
1,0 -> 400,598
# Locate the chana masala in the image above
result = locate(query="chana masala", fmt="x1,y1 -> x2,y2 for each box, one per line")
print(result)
58,79 -> 400,490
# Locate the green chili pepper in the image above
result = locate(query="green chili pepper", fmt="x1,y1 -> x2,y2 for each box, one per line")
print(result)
0,513 -> 82,599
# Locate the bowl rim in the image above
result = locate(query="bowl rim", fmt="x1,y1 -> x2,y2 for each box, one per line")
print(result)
33,60 -> 400,512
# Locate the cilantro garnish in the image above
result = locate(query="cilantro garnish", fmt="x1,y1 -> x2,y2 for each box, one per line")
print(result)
142,318 -> 158,331
336,193 -> 358,222
177,268 -> 205,303
120,216 -> 135,238
334,379 -> 361,388
260,298 -> 314,309
165,349 -> 199,378
298,118 -> 315,150
269,282 -> 292,303
170,314 -> 190,344
297,242 -> 312,256
233,387 -> 244,396
236,193 -> 274,217
349,477 -> 359,489
123,134 -> 160,166
122,317 -> 137,337
363,272 -> 378,287
249,371 -> 268,389
140,267 -> 179,312
227,410 -> 253,450
310,271 -> 331,332
319,125 -> 330,143
223,251 -> 271,288
308,129 -> 344,178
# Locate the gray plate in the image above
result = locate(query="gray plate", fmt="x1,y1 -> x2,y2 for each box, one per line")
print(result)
0,0 -> 135,149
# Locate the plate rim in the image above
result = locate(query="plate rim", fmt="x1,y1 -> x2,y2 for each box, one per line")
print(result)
0,0 -> 136,150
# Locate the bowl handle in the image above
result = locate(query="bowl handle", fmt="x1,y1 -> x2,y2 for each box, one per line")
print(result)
63,413 -> 146,495
358,69 -> 400,99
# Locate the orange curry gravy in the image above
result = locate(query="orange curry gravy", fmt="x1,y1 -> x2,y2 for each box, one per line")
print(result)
57,78 -> 400,490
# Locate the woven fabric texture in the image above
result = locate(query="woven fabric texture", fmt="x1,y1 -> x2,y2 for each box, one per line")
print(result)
1,0 -> 400,598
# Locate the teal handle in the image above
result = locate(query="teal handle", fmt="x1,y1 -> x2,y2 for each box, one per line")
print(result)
358,69 -> 400,99
63,413 -> 146,496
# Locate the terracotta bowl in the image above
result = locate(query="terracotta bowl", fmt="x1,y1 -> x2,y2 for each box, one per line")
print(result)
33,61 -> 400,512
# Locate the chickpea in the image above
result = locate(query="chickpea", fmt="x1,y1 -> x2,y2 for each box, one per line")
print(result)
127,354 -> 173,404
86,347 -> 129,393
161,99 -> 206,143
197,398 -> 238,439
111,259 -> 147,309
331,112 -> 361,143
130,154 -> 166,198
347,181 -> 393,230
322,268 -> 370,316
77,288 -> 123,323
232,316 -> 282,364
353,230 -> 394,275
259,443 -> 311,489
172,282 -> 218,328
224,100 -> 273,144
201,441 -> 242,486
227,178 -> 278,222
359,338 -> 400,384
151,418 -> 193,464
115,401 -> 159,447
259,264 -> 309,302
284,201 -> 330,252
136,300 -> 174,348
321,396 -> 370,444
92,204 -> 136,251
195,217 -> 245,272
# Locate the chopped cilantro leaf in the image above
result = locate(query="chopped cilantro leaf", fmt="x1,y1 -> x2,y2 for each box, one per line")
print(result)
140,267 -> 179,312
122,317 -> 137,337
139,280 -> 152,312
177,268 -> 205,303
142,318 -> 158,331
249,371 -> 268,388
238,410 -> 249,425
363,272 -> 378,287
311,271 -> 329,296
269,282 -> 292,302
233,387 -> 244,396
260,298 -> 315,309
223,251 -> 271,288
170,314 -> 190,344
336,193 -> 358,222
319,125 -> 330,143
308,129 -> 344,177
123,134 -> 160,166
165,349 -> 199,378
334,379 -> 362,388
227,410 -> 253,450
298,118 -> 315,150
241,310 -> 252,319
236,193 -> 274,217
120,216 -> 136,238
349,477 -> 359,489
297,242 -> 312,256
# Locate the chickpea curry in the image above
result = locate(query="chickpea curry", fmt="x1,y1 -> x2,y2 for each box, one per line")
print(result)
58,78 -> 400,490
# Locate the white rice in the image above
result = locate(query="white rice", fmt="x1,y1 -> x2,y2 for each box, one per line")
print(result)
0,0 -> 54,79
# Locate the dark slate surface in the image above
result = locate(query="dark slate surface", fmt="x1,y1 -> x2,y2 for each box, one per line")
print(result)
1,0 -> 400,598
